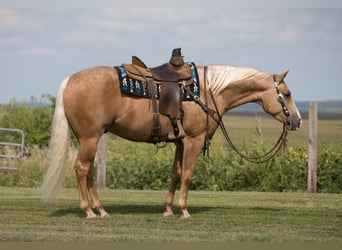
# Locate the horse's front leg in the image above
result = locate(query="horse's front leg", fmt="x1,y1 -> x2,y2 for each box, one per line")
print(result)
164,141 -> 183,217
178,137 -> 204,219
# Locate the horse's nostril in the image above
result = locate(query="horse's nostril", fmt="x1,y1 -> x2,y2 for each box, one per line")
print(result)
286,120 -> 292,131
286,119 -> 302,131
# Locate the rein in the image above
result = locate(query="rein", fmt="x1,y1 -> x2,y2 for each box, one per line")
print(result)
184,66 -> 289,163
216,108 -> 288,163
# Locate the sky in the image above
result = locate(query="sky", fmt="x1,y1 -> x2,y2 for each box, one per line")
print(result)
1,5 -> 342,103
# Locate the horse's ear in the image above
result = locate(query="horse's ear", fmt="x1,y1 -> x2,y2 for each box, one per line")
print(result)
275,70 -> 289,82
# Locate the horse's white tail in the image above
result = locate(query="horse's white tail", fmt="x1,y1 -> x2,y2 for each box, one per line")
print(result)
40,76 -> 70,201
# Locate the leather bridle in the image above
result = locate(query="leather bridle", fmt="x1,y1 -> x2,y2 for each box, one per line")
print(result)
273,75 -> 291,119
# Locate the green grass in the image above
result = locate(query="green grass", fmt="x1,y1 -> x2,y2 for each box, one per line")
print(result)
0,188 -> 341,242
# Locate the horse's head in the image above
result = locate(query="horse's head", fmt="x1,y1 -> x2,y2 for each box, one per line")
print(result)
260,71 -> 302,131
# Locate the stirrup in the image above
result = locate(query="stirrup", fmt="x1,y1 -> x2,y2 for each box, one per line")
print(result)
168,119 -> 186,141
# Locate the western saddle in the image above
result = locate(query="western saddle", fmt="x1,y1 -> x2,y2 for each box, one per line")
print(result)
122,48 -> 194,142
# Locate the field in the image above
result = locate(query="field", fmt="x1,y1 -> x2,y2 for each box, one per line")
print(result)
221,115 -> 342,147
0,110 -> 341,243
0,187 -> 341,242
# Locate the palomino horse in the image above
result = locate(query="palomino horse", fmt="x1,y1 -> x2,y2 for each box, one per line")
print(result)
41,62 -> 302,219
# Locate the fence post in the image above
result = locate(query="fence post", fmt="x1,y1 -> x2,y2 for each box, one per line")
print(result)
308,102 -> 318,193
96,133 -> 107,190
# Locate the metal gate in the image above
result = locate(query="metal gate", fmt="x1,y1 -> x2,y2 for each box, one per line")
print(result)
0,128 -> 25,170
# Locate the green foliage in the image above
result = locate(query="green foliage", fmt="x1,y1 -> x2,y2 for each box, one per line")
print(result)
0,95 -> 54,147
103,117 -> 342,193
104,134 -> 342,193
105,138 -> 173,190
317,143 -> 342,192
3,128 -> 339,193
0,146 -> 47,187
183,144 -> 340,193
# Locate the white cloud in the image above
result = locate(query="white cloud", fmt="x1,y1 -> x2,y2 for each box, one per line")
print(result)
0,36 -> 25,46
57,8 -> 208,49
282,23 -> 299,42
94,18 -> 148,32
204,9 -> 342,44
101,8 -> 204,22
18,47 -> 59,57
0,9 -> 45,51
61,31 -> 124,46
52,8 -> 342,49
93,8 -> 205,32
0,9 -> 43,31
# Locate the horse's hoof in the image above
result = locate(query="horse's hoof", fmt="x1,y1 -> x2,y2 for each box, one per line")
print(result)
163,211 -> 174,217
179,209 -> 191,219
100,212 -> 110,218
179,215 -> 191,220
86,213 -> 98,219
180,214 -> 192,219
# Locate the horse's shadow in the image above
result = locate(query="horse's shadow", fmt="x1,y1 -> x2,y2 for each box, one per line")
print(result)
49,204 -> 215,218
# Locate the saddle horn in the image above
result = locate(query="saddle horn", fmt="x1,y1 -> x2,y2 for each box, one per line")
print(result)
169,48 -> 184,67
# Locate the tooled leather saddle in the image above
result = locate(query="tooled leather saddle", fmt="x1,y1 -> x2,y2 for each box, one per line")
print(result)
121,48 -> 194,142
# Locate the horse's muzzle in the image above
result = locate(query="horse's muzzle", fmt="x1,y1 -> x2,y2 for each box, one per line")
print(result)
286,117 -> 302,131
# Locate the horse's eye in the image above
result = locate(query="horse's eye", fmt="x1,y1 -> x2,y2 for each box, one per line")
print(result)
284,91 -> 291,98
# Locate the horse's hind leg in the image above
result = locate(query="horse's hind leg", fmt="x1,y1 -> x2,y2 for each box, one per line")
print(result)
75,138 -> 107,218
87,157 -> 109,218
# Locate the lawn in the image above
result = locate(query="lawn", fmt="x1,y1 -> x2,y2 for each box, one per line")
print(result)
0,188 -> 341,242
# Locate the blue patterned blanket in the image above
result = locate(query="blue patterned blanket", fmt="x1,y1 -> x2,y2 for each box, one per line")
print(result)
115,63 -> 200,101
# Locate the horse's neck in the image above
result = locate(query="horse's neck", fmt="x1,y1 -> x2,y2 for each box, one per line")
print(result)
206,65 -> 270,112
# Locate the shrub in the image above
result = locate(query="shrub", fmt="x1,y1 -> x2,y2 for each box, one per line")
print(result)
105,137 -> 172,190
317,143 -> 342,192
0,138 -> 340,193
104,135 -> 342,193
0,95 -> 54,147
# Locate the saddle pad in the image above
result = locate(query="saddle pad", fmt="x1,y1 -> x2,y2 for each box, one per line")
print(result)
115,63 -> 200,101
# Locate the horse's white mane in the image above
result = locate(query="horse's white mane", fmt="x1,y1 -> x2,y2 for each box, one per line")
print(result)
207,65 -> 269,96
